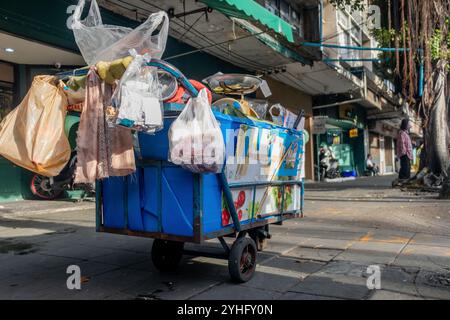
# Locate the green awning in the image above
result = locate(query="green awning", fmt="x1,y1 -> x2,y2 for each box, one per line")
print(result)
232,18 -> 311,65
200,0 -> 294,43
326,118 -> 364,130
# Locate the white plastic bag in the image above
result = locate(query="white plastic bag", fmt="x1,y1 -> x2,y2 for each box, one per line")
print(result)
169,89 -> 225,173
72,0 -> 169,65
110,50 -> 163,133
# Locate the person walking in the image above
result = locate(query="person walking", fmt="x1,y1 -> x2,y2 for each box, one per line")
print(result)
396,118 -> 413,180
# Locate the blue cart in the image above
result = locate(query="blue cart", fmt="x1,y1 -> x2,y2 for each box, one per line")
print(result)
95,61 -> 305,282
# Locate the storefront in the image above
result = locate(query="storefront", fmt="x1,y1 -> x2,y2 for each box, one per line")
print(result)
312,103 -> 367,179
368,121 -> 398,175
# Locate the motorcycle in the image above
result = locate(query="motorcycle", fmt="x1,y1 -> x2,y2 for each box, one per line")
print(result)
30,150 -> 94,200
319,147 -> 341,181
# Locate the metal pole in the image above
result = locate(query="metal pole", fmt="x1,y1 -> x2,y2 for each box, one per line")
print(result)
301,42 -> 410,52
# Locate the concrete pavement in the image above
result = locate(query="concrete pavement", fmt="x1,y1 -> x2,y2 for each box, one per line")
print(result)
0,175 -> 449,300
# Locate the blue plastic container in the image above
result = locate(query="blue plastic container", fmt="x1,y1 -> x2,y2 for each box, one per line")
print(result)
342,170 -> 357,177
101,112 -> 304,239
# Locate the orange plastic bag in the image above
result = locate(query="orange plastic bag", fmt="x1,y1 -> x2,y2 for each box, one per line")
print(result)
0,75 -> 71,176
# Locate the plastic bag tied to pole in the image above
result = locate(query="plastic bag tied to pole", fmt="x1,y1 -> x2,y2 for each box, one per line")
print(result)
169,89 -> 225,173
108,50 -> 163,133
0,76 -> 71,177
72,0 -> 169,66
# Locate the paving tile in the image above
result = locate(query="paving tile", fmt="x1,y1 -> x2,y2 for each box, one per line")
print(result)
410,233 -> 450,248
190,283 -> 282,300
392,244 -> 450,271
283,247 -> 343,262
333,248 -> 398,265
369,290 -> 423,300
260,256 -> 325,274
356,230 -> 414,244
262,238 -> 298,255
90,251 -> 150,268
77,268 -> 157,299
38,244 -> 116,260
318,261 -> 370,277
0,252 -> 83,280
285,237 -> 356,250
131,274 -> 224,300
278,292 -> 342,300
242,267 -> 304,293
288,274 -> 371,300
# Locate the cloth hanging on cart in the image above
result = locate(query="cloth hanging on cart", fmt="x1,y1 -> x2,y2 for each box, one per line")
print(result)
75,67 -> 135,183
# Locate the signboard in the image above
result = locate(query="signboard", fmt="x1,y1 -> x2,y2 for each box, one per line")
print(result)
221,123 -> 303,226
349,128 -> 358,138
312,116 -> 328,134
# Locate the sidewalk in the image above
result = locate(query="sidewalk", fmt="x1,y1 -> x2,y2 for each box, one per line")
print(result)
0,199 -> 95,217
0,176 -> 449,300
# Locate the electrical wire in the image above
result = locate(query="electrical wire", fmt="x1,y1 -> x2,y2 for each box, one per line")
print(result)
106,0 -> 266,70
142,0 -> 307,71
133,0 -> 272,69
102,0 -> 363,94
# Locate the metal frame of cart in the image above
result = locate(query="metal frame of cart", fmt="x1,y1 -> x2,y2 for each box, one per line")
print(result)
95,164 -> 305,282
62,59 -> 305,282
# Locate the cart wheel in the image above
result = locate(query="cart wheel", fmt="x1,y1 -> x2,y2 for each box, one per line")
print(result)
151,239 -> 184,272
228,237 -> 257,283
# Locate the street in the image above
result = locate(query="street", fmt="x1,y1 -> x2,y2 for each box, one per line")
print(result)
0,175 -> 449,300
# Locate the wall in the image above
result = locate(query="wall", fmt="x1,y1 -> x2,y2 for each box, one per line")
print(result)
258,77 -> 313,116
322,0 -> 339,60
0,63 -> 14,83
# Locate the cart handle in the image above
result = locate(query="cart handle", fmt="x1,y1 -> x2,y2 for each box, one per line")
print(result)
147,59 -> 199,98
56,59 -> 200,99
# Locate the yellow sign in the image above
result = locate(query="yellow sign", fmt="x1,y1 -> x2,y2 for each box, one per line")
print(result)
349,128 -> 358,138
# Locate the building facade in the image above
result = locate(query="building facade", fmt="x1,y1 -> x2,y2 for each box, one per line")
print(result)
0,0 -> 422,203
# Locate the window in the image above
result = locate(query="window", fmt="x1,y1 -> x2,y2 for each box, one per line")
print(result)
264,0 -> 304,38
279,0 -> 290,23
338,10 -> 348,29
337,9 -> 363,65
264,0 -> 279,16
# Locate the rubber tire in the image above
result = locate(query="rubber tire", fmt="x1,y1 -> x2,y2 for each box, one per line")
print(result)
228,237 -> 257,283
151,239 -> 184,272
30,174 -> 63,200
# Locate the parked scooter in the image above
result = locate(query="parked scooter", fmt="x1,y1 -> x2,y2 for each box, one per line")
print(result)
319,146 -> 340,181
30,150 -> 94,200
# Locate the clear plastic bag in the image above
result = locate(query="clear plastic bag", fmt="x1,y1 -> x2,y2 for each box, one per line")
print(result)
72,0 -> 169,65
269,103 -> 298,128
109,50 -> 163,133
245,98 -> 269,119
168,89 -> 225,173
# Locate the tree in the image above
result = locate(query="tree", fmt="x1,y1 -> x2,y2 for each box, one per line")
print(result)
331,0 -> 450,198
